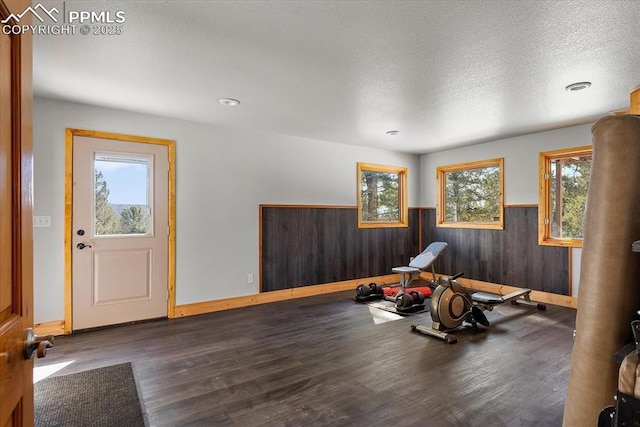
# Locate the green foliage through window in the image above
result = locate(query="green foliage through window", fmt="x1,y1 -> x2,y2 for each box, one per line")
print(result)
119,206 -> 148,234
357,163 -> 408,228
550,156 -> 591,239
360,171 -> 399,222
94,168 -> 149,235
437,158 -> 504,229
95,170 -> 122,235
444,166 -> 500,222
539,146 -> 592,247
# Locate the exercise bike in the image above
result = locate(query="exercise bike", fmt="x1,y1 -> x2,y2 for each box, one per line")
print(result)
411,273 -> 546,344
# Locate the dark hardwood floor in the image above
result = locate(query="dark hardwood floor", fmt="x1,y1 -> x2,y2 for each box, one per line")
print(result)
36,291 -> 576,426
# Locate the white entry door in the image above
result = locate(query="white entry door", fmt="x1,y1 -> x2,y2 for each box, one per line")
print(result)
72,134 -> 169,330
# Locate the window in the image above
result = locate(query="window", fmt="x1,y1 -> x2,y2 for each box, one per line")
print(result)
436,158 -> 504,229
94,154 -> 151,236
538,146 -> 592,247
357,163 -> 408,228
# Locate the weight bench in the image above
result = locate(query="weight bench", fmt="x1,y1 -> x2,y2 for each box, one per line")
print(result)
354,242 -> 447,303
392,241 -> 448,291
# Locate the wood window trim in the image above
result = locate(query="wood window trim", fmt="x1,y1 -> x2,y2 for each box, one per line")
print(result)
357,162 -> 408,228
538,145 -> 592,248
436,158 -> 504,230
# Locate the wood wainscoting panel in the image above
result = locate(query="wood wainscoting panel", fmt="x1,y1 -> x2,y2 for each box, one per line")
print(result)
422,272 -> 578,309
421,206 -> 570,295
177,271 -> 576,321
260,206 -> 419,292
177,274 -> 400,317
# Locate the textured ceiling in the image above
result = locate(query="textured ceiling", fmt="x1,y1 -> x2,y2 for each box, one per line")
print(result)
32,1 -> 640,153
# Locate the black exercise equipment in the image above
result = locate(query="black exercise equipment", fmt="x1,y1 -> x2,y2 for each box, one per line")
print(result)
355,242 -> 448,313
392,242 -> 448,291
355,283 -> 384,301
598,310 -> 640,427
395,289 -> 426,312
355,283 -> 426,313
411,272 -> 546,344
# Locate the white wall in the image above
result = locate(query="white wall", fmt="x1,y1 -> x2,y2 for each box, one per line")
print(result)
33,97 -> 421,323
419,123 -> 595,207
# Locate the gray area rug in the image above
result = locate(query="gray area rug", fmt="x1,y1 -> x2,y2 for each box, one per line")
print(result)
35,362 -> 145,427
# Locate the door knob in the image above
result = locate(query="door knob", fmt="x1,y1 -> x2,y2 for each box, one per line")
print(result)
24,327 -> 55,359
77,242 -> 92,249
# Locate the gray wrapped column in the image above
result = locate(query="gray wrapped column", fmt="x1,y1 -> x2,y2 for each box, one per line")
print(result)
563,115 -> 640,425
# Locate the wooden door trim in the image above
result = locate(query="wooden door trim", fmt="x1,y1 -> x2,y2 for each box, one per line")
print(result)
0,0 -> 34,423
64,128 -> 176,334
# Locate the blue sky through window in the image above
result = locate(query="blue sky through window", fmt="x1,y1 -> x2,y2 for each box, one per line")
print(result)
95,157 -> 148,205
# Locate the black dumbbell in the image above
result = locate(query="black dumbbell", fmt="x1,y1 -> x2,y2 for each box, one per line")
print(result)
396,291 -> 425,311
395,292 -> 412,310
368,283 -> 383,294
409,290 -> 425,305
356,284 -> 371,297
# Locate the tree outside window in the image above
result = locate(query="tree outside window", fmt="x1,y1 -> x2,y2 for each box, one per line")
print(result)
539,146 -> 592,247
436,158 -> 504,229
94,157 -> 150,236
357,163 -> 408,228
95,170 -> 122,234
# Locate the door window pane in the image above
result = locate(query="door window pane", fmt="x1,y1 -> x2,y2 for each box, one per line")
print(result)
94,154 -> 150,236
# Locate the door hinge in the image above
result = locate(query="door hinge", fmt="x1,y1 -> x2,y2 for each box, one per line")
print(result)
544,218 -> 550,225
544,173 -> 550,180
167,224 -> 170,235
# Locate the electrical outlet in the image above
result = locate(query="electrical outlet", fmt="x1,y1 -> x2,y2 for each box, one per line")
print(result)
33,216 -> 51,227
247,274 -> 254,284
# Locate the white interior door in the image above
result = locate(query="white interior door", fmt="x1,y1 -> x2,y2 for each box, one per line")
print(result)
72,135 -> 169,330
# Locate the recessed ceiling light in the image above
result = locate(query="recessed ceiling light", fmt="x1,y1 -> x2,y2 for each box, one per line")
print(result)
565,82 -> 591,92
386,130 -> 399,136
218,98 -> 240,106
